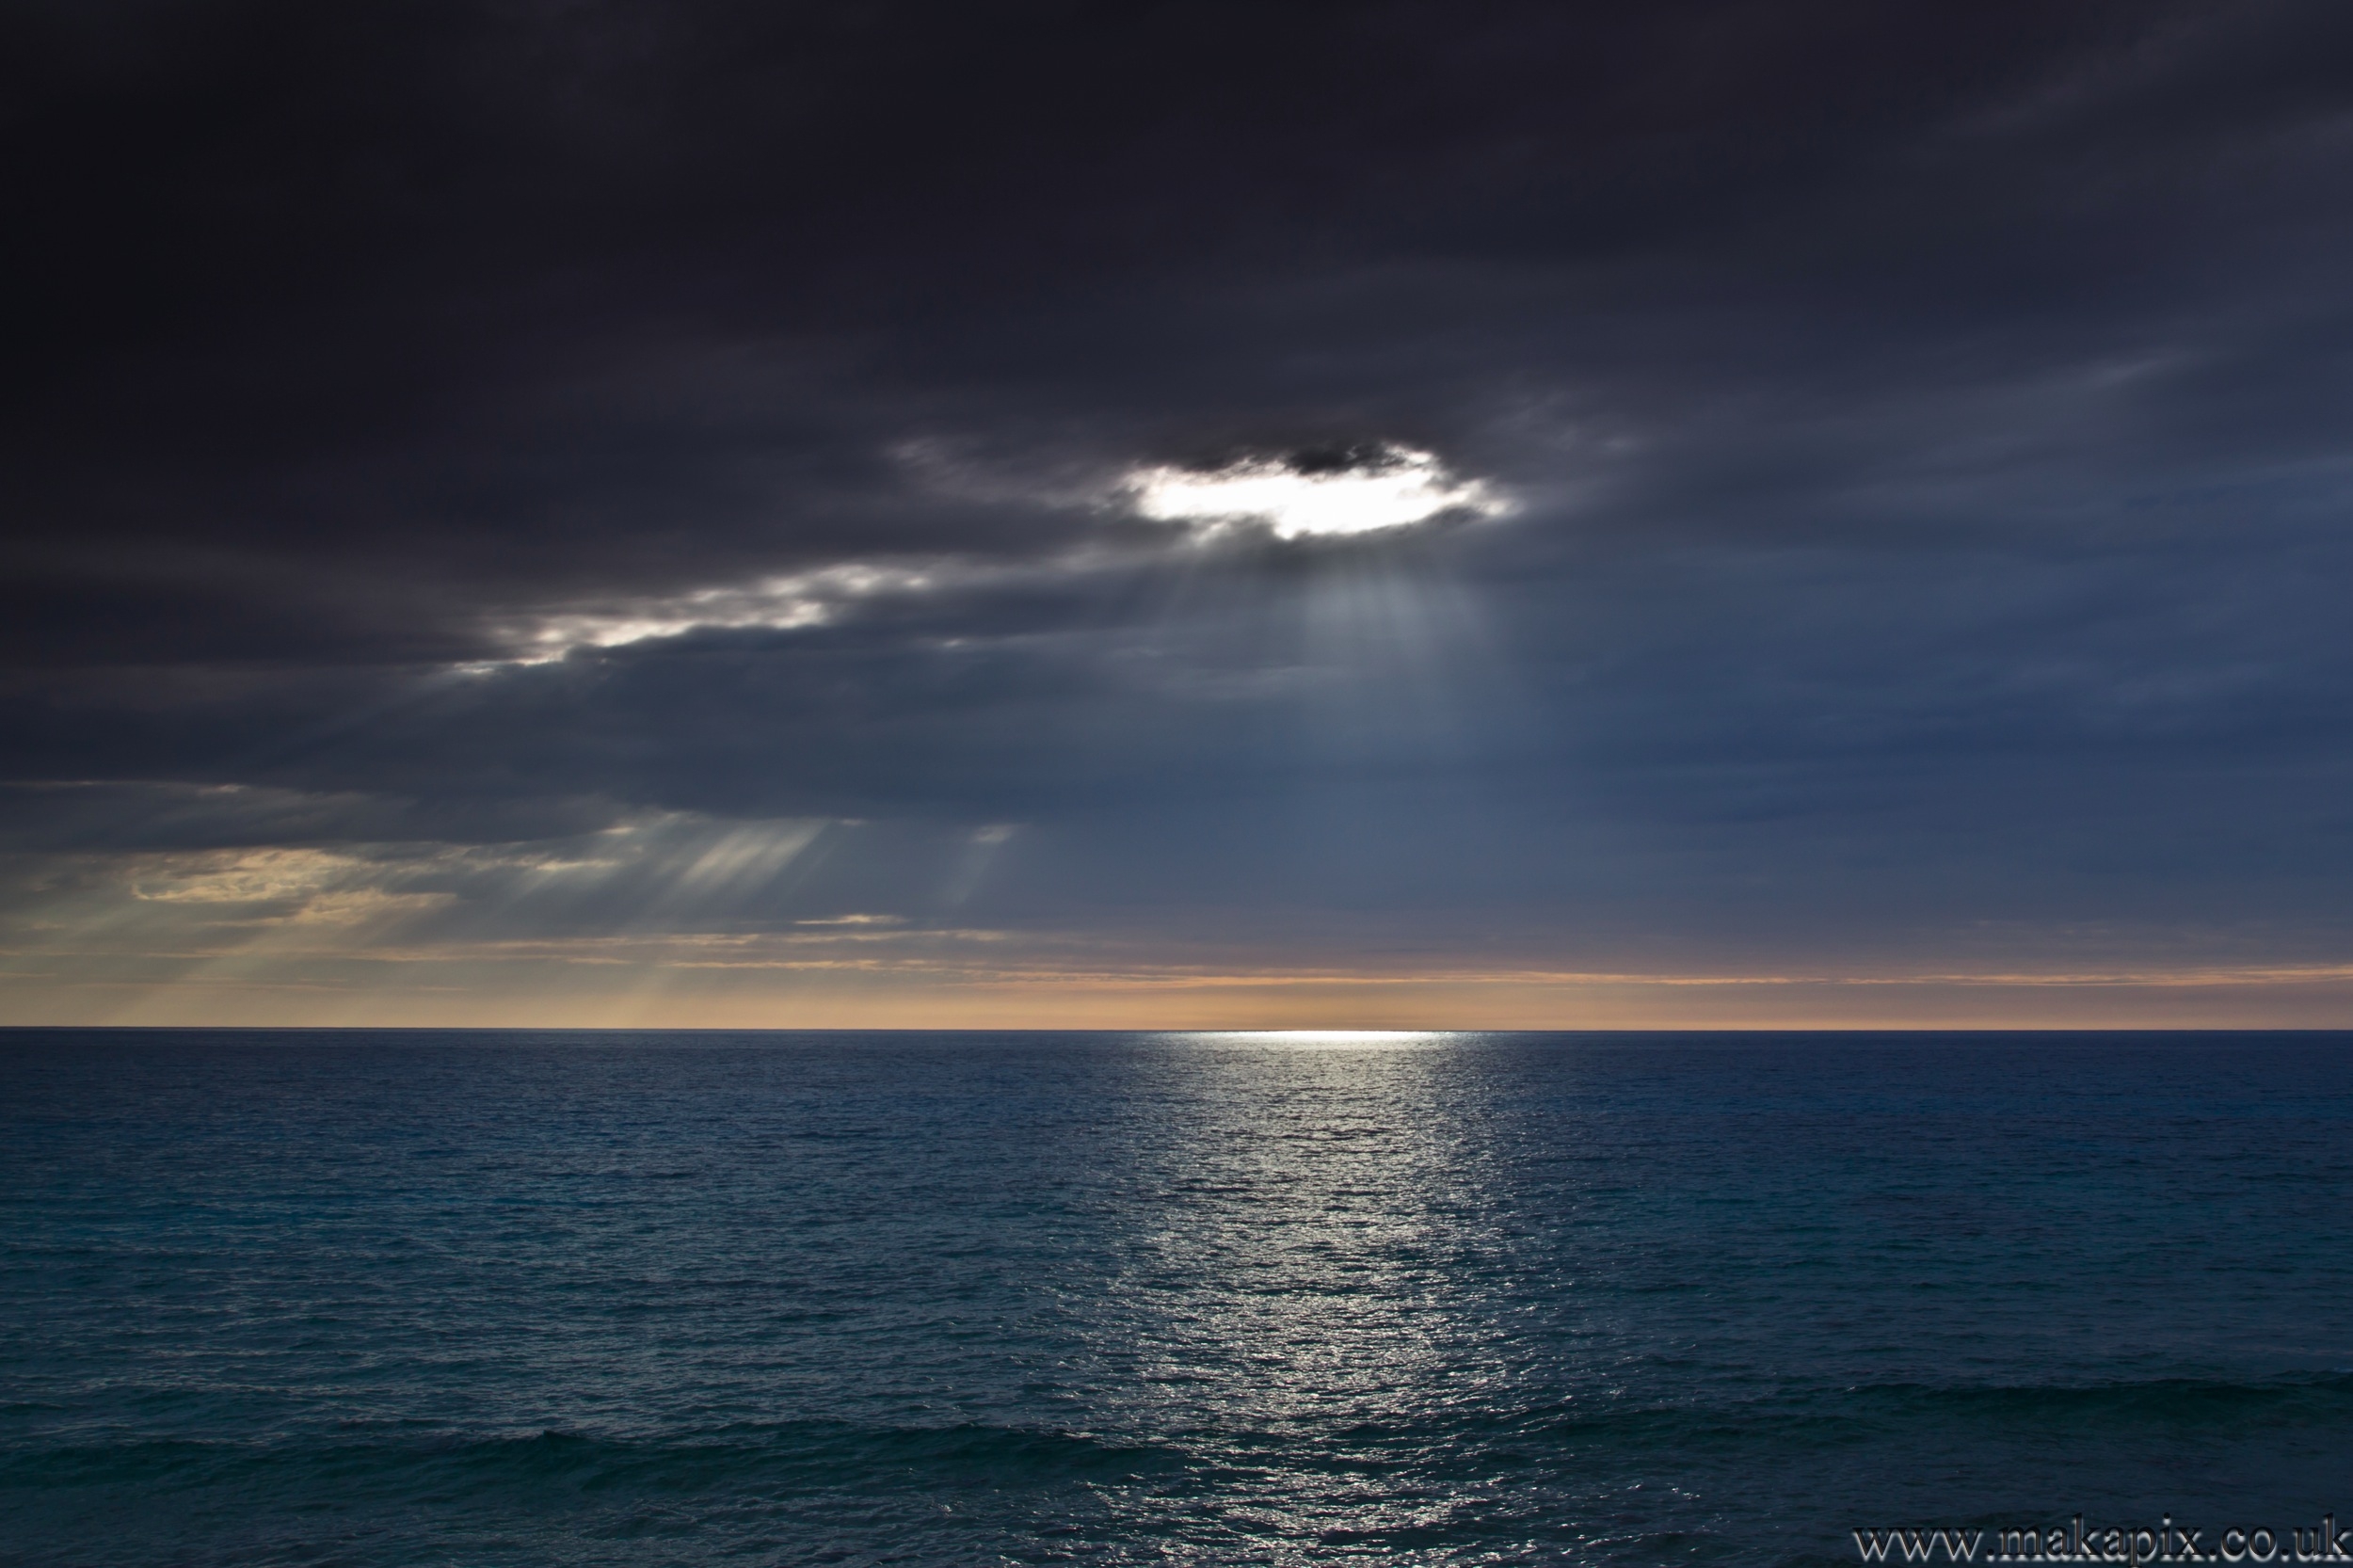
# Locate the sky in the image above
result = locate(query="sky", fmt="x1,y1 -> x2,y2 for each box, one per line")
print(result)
7,0 -> 2353,1029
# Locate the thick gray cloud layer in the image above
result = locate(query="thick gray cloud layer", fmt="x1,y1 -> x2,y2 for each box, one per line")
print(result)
7,0 -> 2353,1002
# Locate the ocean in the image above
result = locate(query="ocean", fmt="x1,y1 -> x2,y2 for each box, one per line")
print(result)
3,1029 -> 2349,1565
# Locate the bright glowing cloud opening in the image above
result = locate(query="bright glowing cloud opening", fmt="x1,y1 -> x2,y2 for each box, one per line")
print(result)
1126,444 -> 1509,539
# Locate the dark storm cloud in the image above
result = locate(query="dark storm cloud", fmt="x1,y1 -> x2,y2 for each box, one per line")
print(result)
8,0 -> 2353,976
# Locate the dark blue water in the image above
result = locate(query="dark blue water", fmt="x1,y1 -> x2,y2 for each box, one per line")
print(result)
3,1031 -> 2350,1565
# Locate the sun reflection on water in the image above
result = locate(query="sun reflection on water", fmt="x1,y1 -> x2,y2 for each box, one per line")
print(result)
1176,1029 -> 1460,1048
1073,1032 -> 1527,1548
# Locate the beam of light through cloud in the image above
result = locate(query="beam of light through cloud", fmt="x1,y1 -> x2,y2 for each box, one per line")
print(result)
1125,444 -> 1511,539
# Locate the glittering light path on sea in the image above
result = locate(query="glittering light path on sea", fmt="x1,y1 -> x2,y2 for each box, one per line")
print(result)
4,1030 -> 2350,1564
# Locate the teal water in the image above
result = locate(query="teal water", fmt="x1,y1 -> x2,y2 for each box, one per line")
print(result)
3,1030 -> 2349,1564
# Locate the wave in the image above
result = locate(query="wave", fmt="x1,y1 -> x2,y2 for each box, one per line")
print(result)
0,1419 -> 1192,1500
1287,1369 -> 2353,1469
10,1372 -> 2346,1500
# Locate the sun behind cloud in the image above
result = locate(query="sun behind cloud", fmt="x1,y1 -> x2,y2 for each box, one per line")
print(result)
1125,443 -> 1510,539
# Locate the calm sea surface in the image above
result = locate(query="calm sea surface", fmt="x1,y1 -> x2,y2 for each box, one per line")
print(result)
3,1030 -> 2350,1565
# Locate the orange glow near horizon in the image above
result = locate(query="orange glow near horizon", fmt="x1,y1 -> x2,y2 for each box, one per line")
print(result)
10,959 -> 2353,1032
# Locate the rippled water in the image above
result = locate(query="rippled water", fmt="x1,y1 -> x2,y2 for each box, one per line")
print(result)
4,1030 -> 2350,1564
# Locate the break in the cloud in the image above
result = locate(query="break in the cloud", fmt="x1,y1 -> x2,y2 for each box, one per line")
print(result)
1127,445 -> 1512,540
484,442 -> 1513,660
6,1 -> 2353,1024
